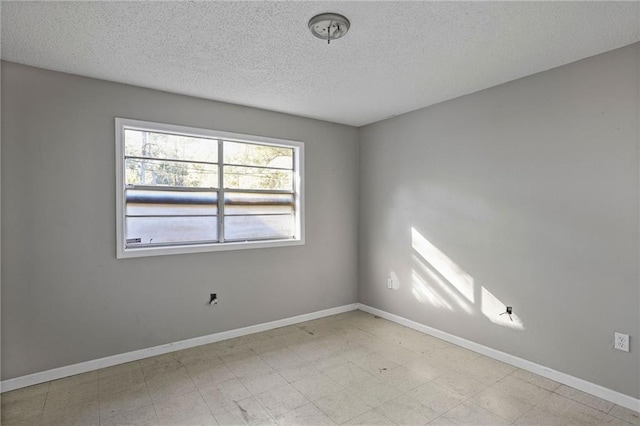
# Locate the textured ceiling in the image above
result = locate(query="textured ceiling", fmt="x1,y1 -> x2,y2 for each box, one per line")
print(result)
2,1 -> 639,126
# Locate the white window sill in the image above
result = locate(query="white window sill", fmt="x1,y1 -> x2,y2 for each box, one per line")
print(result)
117,238 -> 305,259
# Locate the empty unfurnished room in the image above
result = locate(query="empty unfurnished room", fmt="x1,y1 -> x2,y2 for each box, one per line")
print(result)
1,2 -> 640,425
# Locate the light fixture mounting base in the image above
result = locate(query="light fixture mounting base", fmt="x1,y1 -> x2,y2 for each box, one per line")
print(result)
308,13 -> 350,43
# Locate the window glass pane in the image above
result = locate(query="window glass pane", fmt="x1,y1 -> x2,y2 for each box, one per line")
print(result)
125,158 -> 217,188
223,166 -> 292,191
224,192 -> 293,215
126,189 -> 218,216
126,216 -> 217,246
125,129 -> 218,163
224,141 -> 293,169
224,215 -> 294,241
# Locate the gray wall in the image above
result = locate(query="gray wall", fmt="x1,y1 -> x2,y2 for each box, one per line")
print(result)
1,61 -> 359,380
359,43 -> 640,398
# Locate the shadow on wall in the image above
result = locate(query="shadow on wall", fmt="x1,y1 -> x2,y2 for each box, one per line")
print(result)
409,227 -> 524,330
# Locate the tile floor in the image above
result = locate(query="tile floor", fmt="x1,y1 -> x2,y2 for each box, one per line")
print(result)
1,310 -> 639,425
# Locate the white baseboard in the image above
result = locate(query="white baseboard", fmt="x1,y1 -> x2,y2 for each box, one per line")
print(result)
357,303 -> 640,413
0,303 -> 358,393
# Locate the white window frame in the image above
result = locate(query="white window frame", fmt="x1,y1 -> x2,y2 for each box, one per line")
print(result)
115,118 -> 305,258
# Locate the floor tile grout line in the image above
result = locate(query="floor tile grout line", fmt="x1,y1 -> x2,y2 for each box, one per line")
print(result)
140,360 -> 162,426
181,355 -> 214,424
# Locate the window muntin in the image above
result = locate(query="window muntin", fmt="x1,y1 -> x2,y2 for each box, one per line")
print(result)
116,119 -> 304,258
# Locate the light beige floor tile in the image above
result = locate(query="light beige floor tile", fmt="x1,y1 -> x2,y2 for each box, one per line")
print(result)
338,344 -> 375,363
275,402 -> 335,425
610,405 -> 640,425
430,370 -> 486,398
140,353 -> 178,368
153,390 -> 211,425
1,382 -> 50,403
199,378 -> 252,410
606,414 -> 640,425
276,329 -> 317,347
292,373 -> 344,401
510,369 -> 561,391
98,361 -> 143,379
396,333 -> 450,354
44,381 -> 98,412
99,368 -> 146,395
218,346 -> 256,364
173,346 -> 211,363
100,404 -> 159,426
537,393 -> 613,425
407,382 -> 467,415
225,355 -> 273,377
0,392 -> 47,422
291,341 -> 340,364
313,354 -> 350,372
147,371 -> 197,403
159,413 -> 217,426
288,341 -> 326,359
344,409 -> 392,425
259,348 -> 304,370
239,370 -> 289,395
490,374 -> 551,405
0,416 -> 45,426
555,384 -> 616,412
351,352 -> 400,376
99,382 -> 153,416
314,389 -> 373,425
513,407 -> 572,425
452,356 -> 516,385
376,394 -> 437,425
213,336 -> 251,351
443,401 -> 511,426
344,377 -> 401,407
142,358 -> 186,381
404,356 -> 449,381
426,416 -> 457,425
378,365 -> 431,392
336,329 -> 374,346
248,337 -> 286,355
468,386 -> 533,422
352,317 -> 404,337
372,342 -> 422,365
212,396 -> 276,425
431,346 -> 482,365
179,354 -> 224,372
146,364 -> 192,384
40,400 -> 100,426
323,363 -> 376,388
382,332 -> 434,354
276,359 -> 319,383
255,383 -> 309,417
264,324 -> 301,338
188,363 -> 236,389
48,371 -> 98,392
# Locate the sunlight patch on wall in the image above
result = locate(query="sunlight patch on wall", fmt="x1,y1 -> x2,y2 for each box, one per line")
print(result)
481,286 -> 524,330
410,226 -> 524,330
411,270 -> 453,310
412,254 -> 473,314
411,227 -> 475,303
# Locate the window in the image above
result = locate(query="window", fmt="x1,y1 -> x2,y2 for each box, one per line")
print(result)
116,118 -> 304,258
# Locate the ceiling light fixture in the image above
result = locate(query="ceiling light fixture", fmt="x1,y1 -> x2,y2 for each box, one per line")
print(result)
308,13 -> 350,44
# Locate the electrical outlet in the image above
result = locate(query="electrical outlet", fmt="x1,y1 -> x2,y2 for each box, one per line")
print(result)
209,293 -> 218,305
614,332 -> 629,352
387,278 -> 392,289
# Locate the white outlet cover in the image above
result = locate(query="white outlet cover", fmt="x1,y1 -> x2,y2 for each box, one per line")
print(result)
614,332 -> 630,352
